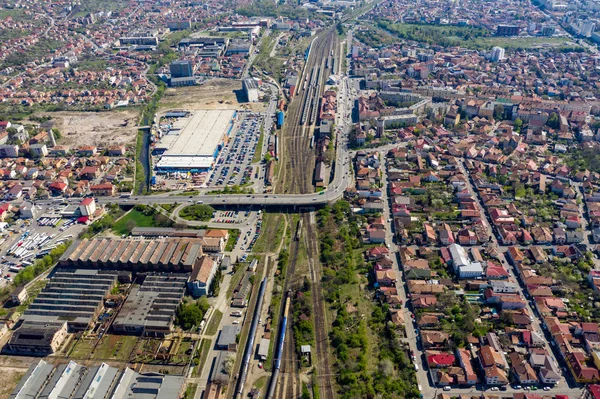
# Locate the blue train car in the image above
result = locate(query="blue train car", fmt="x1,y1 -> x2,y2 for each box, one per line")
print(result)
277,111 -> 284,129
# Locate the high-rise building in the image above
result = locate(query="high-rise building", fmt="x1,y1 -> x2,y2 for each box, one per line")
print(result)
496,25 -> 520,36
580,20 -> 596,37
490,47 -> 505,62
169,60 -> 193,78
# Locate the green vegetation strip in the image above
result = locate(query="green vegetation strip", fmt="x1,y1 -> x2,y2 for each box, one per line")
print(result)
192,339 -> 212,377
227,263 -> 247,299
179,204 -> 215,221
378,20 -> 580,50
317,201 -> 419,397
205,309 -> 224,336
226,229 -> 241,252
112,205 -> 174,235
13,242 -> 71,286
253,129 -> 265,163
184,383 -> 197,399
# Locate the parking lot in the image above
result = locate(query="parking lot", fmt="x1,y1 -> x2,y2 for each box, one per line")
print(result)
212,210 -> 252,225
0,217 -> 86,286
240,212 -> 262,253
208,113 -> 264,188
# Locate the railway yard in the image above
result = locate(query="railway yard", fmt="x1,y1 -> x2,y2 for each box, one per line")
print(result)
278,28 -> 341,195
262,23 -> 344,399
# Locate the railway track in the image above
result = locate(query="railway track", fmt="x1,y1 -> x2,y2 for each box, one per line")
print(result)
280,316 -> 301,399
282,29 -> 338,194
304,213 -> 335,399
269,216 -> 302,399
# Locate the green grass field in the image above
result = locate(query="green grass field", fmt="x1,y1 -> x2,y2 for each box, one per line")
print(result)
70,335 -> 138,361
379,20 -> 579,50
205,309 -> 223,336
112,209 -> 156,235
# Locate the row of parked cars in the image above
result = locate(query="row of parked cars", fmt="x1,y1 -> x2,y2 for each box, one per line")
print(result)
209,115 -> 262,187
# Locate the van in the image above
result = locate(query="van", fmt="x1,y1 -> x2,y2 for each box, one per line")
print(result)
197,200 -> 203,204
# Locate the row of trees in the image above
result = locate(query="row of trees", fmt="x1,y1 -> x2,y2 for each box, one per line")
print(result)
13,242 -> 71,286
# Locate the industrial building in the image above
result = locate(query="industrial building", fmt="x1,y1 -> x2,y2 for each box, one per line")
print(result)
217,325 -> 241,350
242,78 -> 260,102
170,76 -> 196,87
112,273 -> 188,337
59,237 -> 205,272
257,338 -> 270,361
18,269 -> 118,331
5,320 -> 68,356
178,37 -> 229,58
155,110 -> 236,173
10,360 -> 185,399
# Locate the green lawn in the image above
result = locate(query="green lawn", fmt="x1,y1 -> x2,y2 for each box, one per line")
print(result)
93,335 -> 138,360
179,204 -> 215,221
225,229 -> 241,251
471,36 -> 576,50
192,339 -> 212,377
69,339 -> 95,359
227,264 -> 247,299
184,383 -> 197,399
205,309 -> 223,336
112,209 -> 156,235
379,20 -> 579,50
69,335 -> 138,361
253,129 -> 265,163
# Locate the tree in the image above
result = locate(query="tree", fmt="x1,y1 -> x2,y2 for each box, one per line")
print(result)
51,128 -> 62,140
514,118 -> 523,131
494,105 -> 505,120
125,220 -> 137,234
177,302 -> 204,330
301,384 -> 311,399
153,213 -> 173,227
547,112 -> 560,129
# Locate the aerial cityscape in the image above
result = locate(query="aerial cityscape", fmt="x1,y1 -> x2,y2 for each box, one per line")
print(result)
3,0 -> 600,398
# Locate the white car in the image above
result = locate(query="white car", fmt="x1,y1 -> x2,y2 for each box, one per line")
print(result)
414,364 -> 419,371
232,320 -> 240,324
443,387 -> 451,391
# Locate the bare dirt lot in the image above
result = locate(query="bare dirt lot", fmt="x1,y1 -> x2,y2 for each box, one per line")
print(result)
159,78 -> 266,112
0,355 -> 37,399
39,109 -> 141,147
0,368 -> 26,399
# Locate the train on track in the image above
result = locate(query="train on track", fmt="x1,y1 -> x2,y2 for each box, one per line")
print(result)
236,278 -> 268,398
266,293 -> 292,399
295,219 -> 303,241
